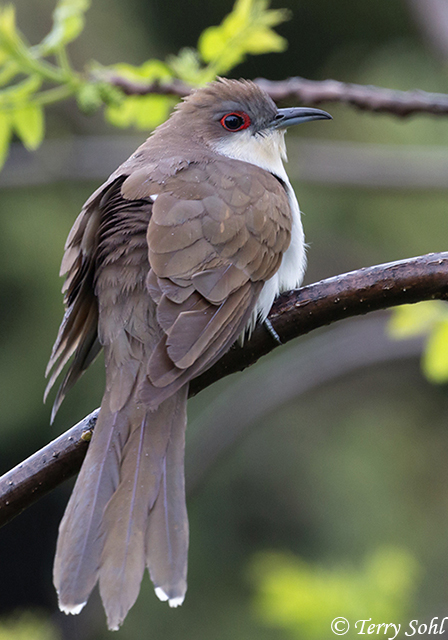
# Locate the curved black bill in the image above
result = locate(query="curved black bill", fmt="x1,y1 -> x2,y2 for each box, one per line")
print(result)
272,107 -> 332,129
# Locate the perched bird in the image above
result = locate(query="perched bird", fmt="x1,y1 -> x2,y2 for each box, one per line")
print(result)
46,78 -> 331,630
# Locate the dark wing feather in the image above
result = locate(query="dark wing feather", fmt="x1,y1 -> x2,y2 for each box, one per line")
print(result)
45,176 -> 150,419
45,185 -> 104,418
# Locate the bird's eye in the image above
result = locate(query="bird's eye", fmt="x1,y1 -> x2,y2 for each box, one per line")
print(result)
220,112 -> 251,132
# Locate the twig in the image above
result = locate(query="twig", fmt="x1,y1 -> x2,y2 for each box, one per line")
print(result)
106,76 -> 192,98
254,77 -> 448,117
0,252 -> 447,527
105,74 -> 448,118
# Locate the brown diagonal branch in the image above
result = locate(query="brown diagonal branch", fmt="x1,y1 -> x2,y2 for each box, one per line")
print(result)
105,75 -> 448,117
0,252 -> 447,527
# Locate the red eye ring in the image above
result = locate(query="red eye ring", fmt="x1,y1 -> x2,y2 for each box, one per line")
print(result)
220,111 -> 251,132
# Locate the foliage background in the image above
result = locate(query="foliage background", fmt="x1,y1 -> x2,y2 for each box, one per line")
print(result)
0,0 -> 447,638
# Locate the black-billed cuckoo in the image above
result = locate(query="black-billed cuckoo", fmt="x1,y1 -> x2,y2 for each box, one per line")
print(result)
46,78 -> 331,630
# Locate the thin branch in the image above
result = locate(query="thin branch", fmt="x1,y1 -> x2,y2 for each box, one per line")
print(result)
106,76 -> 192,98
254,77 -> 448,117
105,75 -> 448,117
0,252 -> 447,527
0,410 -> 98,527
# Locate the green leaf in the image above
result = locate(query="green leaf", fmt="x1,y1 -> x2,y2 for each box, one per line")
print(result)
198,28 -> 229,64
243,28 -> 287,54
166,48 -> 203,85
76,83 -> 103,114
12,103 -> 44,150
197,0 -> 290,76
105,94 -> 175,130
0,5 -> 21,57
251,547 -> 419,639
390,303 -> 448,385
423,319 -> 448,383
96,82 -> 123,107
0,5 -> 15,34
388,301 -> 448,339
109,59 -> 173,83
0,611 -> 60,640
41,0 -> 91,53
0,111 -> 11,168
0,5 -> 17,43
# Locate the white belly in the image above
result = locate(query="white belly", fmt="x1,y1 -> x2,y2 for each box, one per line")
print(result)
210,128 -> 307,332
252,179 -> 306,325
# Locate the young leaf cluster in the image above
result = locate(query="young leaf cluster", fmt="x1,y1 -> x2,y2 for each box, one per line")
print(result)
251,547 -> 418,639
0,1 -> 91,167
389,301 -> 448,383
104,0 -> 289,128
0,0 -> 289,167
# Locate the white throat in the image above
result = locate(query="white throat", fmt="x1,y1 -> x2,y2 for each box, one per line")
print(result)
210,129 -> 307,328
211,128 -> 288,178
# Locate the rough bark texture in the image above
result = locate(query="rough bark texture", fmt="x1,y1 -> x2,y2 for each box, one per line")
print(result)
105,75 -> 448,118
0,251 -> 447,528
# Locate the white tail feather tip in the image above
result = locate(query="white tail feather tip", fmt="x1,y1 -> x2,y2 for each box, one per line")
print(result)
155,588 -> 185,608
169,595 -> 185,608
59,601 -> 87,615
155,587 -> 169,602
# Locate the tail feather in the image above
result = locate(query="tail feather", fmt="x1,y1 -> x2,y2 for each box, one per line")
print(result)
53,400 -> 129,612
54,375 -> 190,629
98,391 -> 185,630
146,386 -> 189,605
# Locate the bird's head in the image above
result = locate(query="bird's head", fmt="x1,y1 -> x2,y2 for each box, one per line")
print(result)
164,78 -> 331,174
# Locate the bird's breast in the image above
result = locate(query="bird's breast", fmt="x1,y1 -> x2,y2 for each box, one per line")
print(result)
250,178 -> 306,328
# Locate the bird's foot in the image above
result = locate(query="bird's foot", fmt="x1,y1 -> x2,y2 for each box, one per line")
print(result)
264,318 -> 282,345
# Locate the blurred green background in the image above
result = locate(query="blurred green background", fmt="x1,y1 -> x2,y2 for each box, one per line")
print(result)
0,0 -> 448,638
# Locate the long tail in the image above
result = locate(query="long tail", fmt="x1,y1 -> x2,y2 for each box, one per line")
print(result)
53,385 -> 189,631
